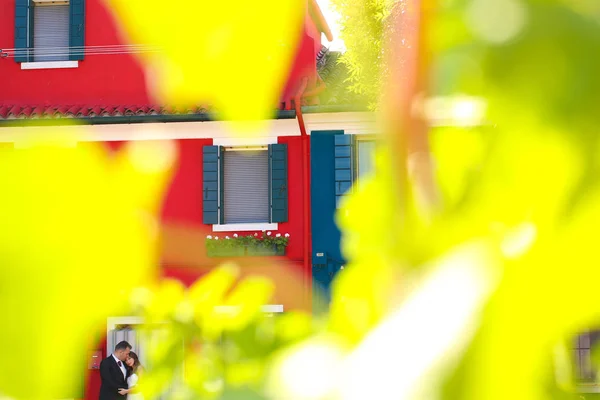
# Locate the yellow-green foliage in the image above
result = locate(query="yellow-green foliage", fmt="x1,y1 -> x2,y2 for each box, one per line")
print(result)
329,0 -> 398,109
3,0 -> 600,399
0,134 -> 175,399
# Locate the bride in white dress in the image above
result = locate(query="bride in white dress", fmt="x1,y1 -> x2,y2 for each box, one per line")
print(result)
118,351 -> 144,400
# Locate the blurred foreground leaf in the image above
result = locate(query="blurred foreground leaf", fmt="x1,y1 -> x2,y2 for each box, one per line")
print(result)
0,133 -> 175,399
105,0 -> 305,123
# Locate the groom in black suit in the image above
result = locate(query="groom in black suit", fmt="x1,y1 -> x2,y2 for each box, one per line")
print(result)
99,341 -> 132,400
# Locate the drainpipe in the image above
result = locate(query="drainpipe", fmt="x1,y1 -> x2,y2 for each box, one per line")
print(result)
294,77 -> 310,309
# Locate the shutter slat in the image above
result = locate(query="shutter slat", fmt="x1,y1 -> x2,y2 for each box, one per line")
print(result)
202,146 -> 220,224
269,144 -> 288,223
33,4 -> 69,62
14,0 -> 30,62
224,150 -> 269,224
69,0 -> 85,60
334,134 -> 354,208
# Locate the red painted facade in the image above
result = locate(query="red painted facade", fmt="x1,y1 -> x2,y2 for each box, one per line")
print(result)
0,0 -> 323,295
0,0 -> 151,106
1,1 -> 327,398
80,134 -> 312,399
159,135 -> 309,309
0,0 -> 320,109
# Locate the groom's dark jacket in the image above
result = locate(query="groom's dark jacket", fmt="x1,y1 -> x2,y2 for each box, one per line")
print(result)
99,355 -> 128,400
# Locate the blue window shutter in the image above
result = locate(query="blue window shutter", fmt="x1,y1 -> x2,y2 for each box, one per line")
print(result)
218,146 -> 224,224
334,134 -> 354,208
69,0 -> 85,60
14,0 -> 30,62
202,146 -> 221,224
269,143 -> 288,223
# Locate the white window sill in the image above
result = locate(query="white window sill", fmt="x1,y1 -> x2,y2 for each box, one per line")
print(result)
212,222 -> 278,232
21,61 -> 79,70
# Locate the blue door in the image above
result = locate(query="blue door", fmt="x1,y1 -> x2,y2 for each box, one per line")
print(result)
310,130 -> 346,310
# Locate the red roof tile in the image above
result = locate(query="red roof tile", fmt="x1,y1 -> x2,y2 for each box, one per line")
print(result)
100,106 -> 114,117
41,106 -> 57,117
31,107 -> 44,118
7,106 -> 19,118
0,102 -> 301,122
135,106 -> 149,115
66,106 -> 80,117
19,107 -> 32,118
87,106 -> 102,117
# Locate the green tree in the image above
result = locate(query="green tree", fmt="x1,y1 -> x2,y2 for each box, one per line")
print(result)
329,0 -> 400,108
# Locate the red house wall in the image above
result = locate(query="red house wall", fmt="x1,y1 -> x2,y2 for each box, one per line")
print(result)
160,136 -> 308,309
1,1 -> 322,398
0,0 -> 150,106
0,0 -> 320,109
86,135 -> 309,400
281,33 -> 317,103
84,336 -> 106,400
105,138 -> 309,302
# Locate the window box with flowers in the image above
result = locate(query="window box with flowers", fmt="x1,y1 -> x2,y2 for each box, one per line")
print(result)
205,232 -> 290,258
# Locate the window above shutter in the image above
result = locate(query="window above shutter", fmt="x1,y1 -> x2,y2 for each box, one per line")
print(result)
14,0 -> 85,64
33,4 -> 70,62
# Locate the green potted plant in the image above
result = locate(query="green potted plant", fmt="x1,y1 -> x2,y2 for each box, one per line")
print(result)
246,231 -> 289,256
205,235 -> 245,257
205,231 -> 290,257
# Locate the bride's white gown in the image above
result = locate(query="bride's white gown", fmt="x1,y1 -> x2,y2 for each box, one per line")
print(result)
127,373 -> 144,400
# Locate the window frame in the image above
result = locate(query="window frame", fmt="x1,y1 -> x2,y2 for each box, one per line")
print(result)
354,135 -> 377,181
16,0 -> 83,68
210,142 -> 281,232
333,133 -> 377,210
216,145 -> 274,230
574,330 -> 600,392
31,1 -> 71,63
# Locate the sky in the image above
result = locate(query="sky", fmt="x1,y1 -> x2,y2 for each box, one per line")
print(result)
316,0 -> 347,52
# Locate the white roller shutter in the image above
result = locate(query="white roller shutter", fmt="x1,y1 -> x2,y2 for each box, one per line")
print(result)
223,150 -> 269,224
33,4 -> 70,62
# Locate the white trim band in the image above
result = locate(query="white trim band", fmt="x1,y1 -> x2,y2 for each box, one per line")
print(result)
0,119 -> 300,142
213,136 -> 278,146
304,111 -> 378,135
